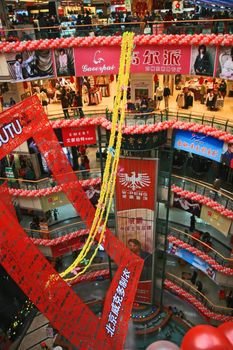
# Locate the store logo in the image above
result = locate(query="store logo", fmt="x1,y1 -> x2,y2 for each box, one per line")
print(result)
93,50 -> 105,65
0,119 -> 22,147
191,133 -> 207,145
119,171 -> 150,191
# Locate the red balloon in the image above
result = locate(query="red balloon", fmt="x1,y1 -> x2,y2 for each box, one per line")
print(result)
181,325 -> 232,350
218,322 -> 233,346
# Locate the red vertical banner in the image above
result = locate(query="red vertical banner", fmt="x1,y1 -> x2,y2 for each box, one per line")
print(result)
0,96 -> 143,350
115,158 -> 157,254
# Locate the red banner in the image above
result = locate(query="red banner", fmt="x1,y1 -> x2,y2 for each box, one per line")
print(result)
74,45 -> 191,76
0,96 -> 143,350
135,281 -> 152,303
62,126 -> 97,146
115,158 -> 157,254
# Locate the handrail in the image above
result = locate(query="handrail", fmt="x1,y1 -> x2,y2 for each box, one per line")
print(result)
2,18 -> 233,34
166,272 -> 233,314
170,226 -> 233,263
24,220 -> 84,234
172,174 -> 233,202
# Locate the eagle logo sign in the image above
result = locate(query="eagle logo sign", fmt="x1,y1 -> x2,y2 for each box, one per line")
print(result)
119,171 -> 151,191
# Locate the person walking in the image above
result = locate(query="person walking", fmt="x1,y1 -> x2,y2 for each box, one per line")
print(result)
200,80 -> 207,104
190,213 -> 196,232
61,92 -> 69,119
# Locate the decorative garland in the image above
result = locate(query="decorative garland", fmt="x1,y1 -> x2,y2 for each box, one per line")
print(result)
32,229 -> 89,246
164,279 -> 233,322
172,185 -> 233,220
1,34 -> 233,53
9,178 -> 101,198
50,117 -> 233,143
60,32 -> 135,281
68,269 -> 110,286
168,235 -> 233,275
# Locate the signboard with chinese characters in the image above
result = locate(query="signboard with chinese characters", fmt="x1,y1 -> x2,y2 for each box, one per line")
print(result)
115,157 -> 157,254
200,205 -> 231,236
5,166 -> 14,179
62,126 -> 97,146
121,130 -> 167,151
174,130 -> 224,162
131,45 -> 191,75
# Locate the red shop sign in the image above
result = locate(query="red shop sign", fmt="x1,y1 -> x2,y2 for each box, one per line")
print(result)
62,126 -> 96,146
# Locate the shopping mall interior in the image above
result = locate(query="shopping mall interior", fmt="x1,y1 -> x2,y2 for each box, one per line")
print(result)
0,0 -> 233,350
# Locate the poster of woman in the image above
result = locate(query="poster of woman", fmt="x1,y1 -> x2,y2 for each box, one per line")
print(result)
190,45 -> 216,77
54,48 -> 75,77
216,46 -> 233,80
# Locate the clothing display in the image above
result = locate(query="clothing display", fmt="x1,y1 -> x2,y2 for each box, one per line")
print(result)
177,93 -> 185,108
155,86 -> 163,100
90,88 -> 102,105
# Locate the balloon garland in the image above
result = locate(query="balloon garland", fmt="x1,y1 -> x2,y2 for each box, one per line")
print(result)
168,236 -> 233,275
60,32 -> 135,281
50,117 -> 233,144
165,279 -> 233,322
1,34 -> 233,53
172,185 -> 233,220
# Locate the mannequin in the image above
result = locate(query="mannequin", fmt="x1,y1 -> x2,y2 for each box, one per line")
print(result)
155,86 -> 163,109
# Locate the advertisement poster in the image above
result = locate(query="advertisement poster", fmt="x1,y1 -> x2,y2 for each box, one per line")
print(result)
115,158 -> 157,285
54,48 -> 75,77
74,46 -> 120,76
173,192 -> 202,217
62,125 -> 97,146
221,141 -> 233,169
215,46 -> 233,80
200,205 -> 231,236
174,130 -> 224,162
6,50 -> 54,82
190,45 -> 216,77
168,242 -> 216,280
131,45 -> 191,75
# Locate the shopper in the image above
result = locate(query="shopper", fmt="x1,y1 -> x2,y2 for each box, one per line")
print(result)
219,79 -> 227,98
40,89 -> 49,113
80,155 -> 90,179
191,270 -> 198,285
9,97 -> 16,106
60,91 -> 70,119
200,80 -> 207,104
73,92 -> 84,118
196,280 -> 203,293
190,214 -> 196,232
163,85 -> 171,110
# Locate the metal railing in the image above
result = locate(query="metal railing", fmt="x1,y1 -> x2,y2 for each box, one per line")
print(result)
0,168 -> 101,190
168,226 -> 233,268
1,18 -> 233,42
166,272 -> 233,317
158,174 -> 233,211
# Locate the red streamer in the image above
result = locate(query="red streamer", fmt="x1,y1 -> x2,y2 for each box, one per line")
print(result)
0,96 -> 143,350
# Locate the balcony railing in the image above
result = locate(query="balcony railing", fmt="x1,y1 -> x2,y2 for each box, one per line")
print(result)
168,226 -> 233,268
1,18 -> 233,42
166,272 -> 233,317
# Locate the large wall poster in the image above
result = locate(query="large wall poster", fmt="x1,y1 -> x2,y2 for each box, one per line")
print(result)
6,50 -> 54,82
216,46 -> 233,81
54,48 -> 75,77
190,45 -> 216,77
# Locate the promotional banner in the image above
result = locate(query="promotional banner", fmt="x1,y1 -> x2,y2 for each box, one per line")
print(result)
131,45 -> 191,75
74,46 -> 120,77
121,130 -> 167,151
168,242 -> 216,280
5,50 -> 54,82
200,205 -> 231,236
173,192 -> 202,217
174,130 -> 224,162
190,45 -> 217,77
0,96 -> 143,350
115,157 -> 157,286
62,126 -> 97,146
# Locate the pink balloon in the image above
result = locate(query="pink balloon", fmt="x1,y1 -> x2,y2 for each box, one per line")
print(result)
146,340 -> 180,350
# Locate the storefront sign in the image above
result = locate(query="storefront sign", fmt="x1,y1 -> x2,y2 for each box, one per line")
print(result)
200,205 -> 231,236
174,130 -> 224,162
168,242 -> 216,280
5,166 -> 14,179
131,45 -> 191,75
62,126 -> 96,146
116,157 -> 157,254
121,130 -> 167,151
74,47 -> 120,76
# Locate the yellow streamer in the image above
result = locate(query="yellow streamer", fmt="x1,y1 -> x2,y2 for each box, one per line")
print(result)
60,32 -> 134,280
